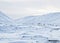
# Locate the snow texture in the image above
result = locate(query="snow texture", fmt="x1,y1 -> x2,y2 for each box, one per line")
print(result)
0,12 -> 60,43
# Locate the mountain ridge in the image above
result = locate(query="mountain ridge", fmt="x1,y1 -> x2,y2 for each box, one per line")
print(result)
15,12 -> 60,25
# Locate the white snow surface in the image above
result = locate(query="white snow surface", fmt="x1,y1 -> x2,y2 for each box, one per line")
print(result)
0,12 -> 60,43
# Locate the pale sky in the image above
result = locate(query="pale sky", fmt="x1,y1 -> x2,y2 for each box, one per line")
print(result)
0,0 -> 60,19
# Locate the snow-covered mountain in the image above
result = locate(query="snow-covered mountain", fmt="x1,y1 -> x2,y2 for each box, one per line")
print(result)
15,12 -> 60,25
0,12 -> 60,43
0,12 -> 16,33
15,12 -> 60,40
0,11 -> 12,23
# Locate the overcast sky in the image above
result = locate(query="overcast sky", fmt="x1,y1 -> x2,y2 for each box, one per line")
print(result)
0,0 -> 60,19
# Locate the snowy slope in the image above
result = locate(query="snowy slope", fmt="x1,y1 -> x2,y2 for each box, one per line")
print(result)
15,12 -> 60,36
0,11 -> 12,23
15,12 -> 60,25
0,12 -> 16,33
15,12 -> 60,40
0,12 -> 49,43
0,12 -> 60,43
